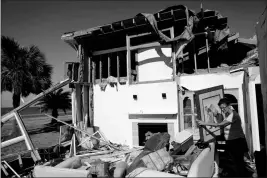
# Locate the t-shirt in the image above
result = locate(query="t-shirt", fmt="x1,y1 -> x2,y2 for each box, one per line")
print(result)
223,110 -> 245,140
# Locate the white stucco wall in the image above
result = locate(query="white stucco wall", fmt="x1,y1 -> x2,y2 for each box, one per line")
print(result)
128,82 -> 178,114
93,84 -> 132,146
93,81 -> 179,147
137,45 -> 173,82
248,67 -> 261,151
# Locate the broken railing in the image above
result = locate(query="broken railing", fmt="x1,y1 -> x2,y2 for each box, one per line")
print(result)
1,78 -> 72,163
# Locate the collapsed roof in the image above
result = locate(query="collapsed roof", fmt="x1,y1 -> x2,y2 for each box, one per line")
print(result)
61,5 -> 229,50
61,4 -> 258,72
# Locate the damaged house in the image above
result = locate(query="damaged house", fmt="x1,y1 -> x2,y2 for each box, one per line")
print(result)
1,4 -> 266,178
60,5 -> 263,155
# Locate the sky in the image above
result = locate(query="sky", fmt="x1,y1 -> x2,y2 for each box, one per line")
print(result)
1,0 -> 266,107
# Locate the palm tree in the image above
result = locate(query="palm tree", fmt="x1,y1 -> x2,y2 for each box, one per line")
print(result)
36,88 -> 71,125
1,36 -> 52,135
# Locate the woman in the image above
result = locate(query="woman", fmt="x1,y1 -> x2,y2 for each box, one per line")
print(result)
196,97 -> 248,177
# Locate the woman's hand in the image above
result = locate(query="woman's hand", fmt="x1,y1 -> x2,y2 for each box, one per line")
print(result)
196,119 -> 205,126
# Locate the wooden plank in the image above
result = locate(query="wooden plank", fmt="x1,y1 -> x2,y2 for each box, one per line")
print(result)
72,82 -> 94,86
117,52 -> 120,82
99,56 -> 102,82
93,46 -> 126,56
83,48 -> 89,127
135,52 -> 139,83
1,136 -> 24,148
88,57 -> 91,83
193,39 -> 198,73
89,84 -> 94,128
130,42 -> 161,50
14,112 -> 41,161
75,84 -> 83,123
205,36 -> 210,73
83,49 -> 89,82
77,150 -> 113,157
132,79 -> 173,85
172,43 -> 176,80
92,60 -> 96,84
128,27 -> 172,39
126,35 -> 131,84
44,114 -> 120,151
2,161 -> 20,178
108,54 -> 111,77
170,27 -> 176,80
1,163 -> 9,176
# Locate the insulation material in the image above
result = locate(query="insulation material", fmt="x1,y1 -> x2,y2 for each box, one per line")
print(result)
99,76 -> 119,91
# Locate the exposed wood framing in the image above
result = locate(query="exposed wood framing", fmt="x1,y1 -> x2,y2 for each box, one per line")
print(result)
83,47 -> 90,127
75,84 -> 83,124
128,28 -> 172,51
108,54 -> 111,77
90,28 -> 173,85
99,55 -> 102,82
126,35 -> 131,84
92,60 -> 96,84
76,44 -> 83,127
172,42 -> 177,80
117,52 -> 120,82
193,39 -> 198,73
170,27 -> 176,80
72,90 -> 76,126
205,33 -> 211,73
129,42 -> 161,50
177,90 -> 182,132
128,27 -> 172,39
135,52 -> 139,82
191,93 -> 196,131
89,83 -> 94,127
131,79 -> 173,85
93,46 -> 126,56
88,57 -> 91,83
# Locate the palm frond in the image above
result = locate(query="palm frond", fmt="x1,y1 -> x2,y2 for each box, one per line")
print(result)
36,88 -> 72,114
1,35 -> 52,97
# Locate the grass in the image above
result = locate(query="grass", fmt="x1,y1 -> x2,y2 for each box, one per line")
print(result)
1,114 -> 72,157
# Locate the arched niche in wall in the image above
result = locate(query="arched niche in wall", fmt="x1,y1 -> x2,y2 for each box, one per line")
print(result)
224,89 -> 239,113
181,91 -> 197,132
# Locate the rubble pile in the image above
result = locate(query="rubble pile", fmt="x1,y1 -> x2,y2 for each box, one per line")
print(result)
53,128 -> 206,178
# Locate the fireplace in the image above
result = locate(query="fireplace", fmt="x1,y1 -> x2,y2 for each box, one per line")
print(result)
132,122 -> 175,146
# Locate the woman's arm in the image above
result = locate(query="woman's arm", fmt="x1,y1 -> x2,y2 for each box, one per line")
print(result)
196,112 -> 233,127
199,120 -> 230,127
